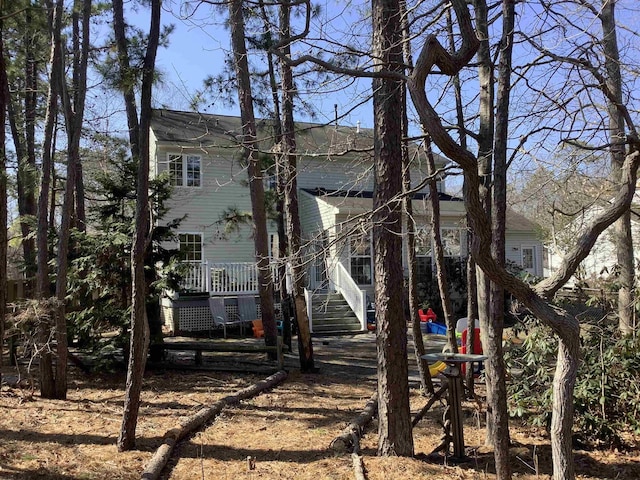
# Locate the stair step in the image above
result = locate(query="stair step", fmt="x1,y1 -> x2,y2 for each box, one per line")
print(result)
314,306 -> 354,314
312,317 -> 360,326
310,292 -> 365,333
312,313 -> 358,320
313,292 -> 344,300
313,323 -> 362,332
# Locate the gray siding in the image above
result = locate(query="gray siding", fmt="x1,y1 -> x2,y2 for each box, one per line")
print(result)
155,145 -> 277,263
154,138 -> 538,277
297,155 -> 441,193
505,232 -> 544,277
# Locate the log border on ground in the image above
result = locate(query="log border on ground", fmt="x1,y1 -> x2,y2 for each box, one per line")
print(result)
329,391 -> 378,453
141,369 -> 288,480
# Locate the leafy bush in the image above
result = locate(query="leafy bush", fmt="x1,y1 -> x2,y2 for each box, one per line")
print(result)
63,145 -> 184,368
506,311 -> 640,449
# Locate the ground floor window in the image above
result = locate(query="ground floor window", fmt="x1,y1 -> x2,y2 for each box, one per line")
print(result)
521,245 -> 537,274
441,228 -> 463,257
178,233 -> 203,262
350,233 -> 372,285
417,256 -> 433,282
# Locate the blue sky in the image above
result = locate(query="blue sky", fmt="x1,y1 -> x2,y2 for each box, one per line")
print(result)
118,1 -> 376,130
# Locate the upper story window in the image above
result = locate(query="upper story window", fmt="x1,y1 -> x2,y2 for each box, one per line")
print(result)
263,174 -> 277,192
159,153 -> 201,187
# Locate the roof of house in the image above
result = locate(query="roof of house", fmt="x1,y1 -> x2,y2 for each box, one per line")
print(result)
301,188 -> 464,217
150,108 -> 447,164
302,188 -> 538,232
505,209 -> 540,232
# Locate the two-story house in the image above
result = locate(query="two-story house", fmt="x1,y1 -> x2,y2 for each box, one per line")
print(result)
150,109 -> 543,334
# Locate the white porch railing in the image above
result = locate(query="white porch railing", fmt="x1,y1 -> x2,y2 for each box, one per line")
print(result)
210,262 -> 259,295
181,261 -> 210,293
328,261 -> 367,331
179,261 -> 282,296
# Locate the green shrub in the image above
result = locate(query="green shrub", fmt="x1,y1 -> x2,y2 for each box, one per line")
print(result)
506,312 -> 640,449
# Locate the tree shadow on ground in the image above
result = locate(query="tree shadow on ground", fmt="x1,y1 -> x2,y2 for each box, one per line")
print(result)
441,442 -> 640,479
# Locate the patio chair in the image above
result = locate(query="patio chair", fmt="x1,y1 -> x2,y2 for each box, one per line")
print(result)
208,297 -> 244,338
239,296 -> 284,337
237,295 -> 258,323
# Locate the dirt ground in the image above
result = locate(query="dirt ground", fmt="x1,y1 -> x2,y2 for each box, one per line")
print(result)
1,332 -> 640,479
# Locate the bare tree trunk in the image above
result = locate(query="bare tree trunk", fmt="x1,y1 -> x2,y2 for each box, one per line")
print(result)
71,5 -> 86,232
20,4 -> 38,293
0,10 -> 7,386
50,0 -> 92,401
36,0 -> 63,398
600,0 -> 634,335
447,8 -> 478,395
426,140 -> 458,352
228,0 -> 278,347
404,177 -> 433,395
373,0 -> 413,457
114,0 -> 161,451
401,0 -> 433,396
279,1 -> 315,371
551,336 -> 579,480
36,0 -> 64,399
257,1 -> 288,302
472,0 -> 500,449
36,0 -> 61,299
52,130 -> 73,400
464,251 -> 478,393
486,2 -> 516,476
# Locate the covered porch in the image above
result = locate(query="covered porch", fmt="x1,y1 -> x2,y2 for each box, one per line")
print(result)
171,260 -> 368,334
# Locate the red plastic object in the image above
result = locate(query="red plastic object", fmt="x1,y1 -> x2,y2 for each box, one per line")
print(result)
460,327 -> 483,374
460,327 -> 482,355
419,307 -> 437,323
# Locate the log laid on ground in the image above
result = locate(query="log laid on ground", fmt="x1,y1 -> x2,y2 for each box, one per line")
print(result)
141,369 -> 288,480
352,452 -> 367,480
329,391 -> 378,453
162,338 -> 284,370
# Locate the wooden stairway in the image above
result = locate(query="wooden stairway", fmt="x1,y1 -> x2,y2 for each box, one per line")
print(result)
311,292 -> 363,334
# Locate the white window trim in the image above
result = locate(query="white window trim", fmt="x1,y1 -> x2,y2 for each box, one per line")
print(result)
178,232 -> 204,263
263,173 -> 277,192
159,152 -> 202,188
415,226 -> 465,260
521,245 -> 537,274
440,227 -> 464,258
349,232 -> 373,286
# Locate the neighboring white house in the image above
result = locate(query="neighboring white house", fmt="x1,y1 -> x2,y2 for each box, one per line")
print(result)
150,108 -> 544,332
545,192 -> 640,285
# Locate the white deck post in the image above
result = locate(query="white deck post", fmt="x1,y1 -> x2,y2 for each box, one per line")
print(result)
304,288 -> 313,333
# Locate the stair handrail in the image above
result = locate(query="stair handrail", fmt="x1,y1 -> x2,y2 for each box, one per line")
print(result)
330,262 -> 367,331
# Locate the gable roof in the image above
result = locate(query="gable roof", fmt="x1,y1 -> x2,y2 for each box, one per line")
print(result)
506,209 -> 540,232
150,108 -> 447,165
